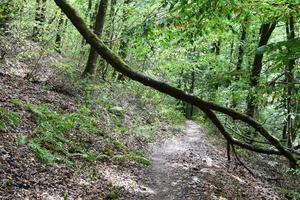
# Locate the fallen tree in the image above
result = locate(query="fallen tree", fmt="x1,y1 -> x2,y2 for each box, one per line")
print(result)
53,0 -> 299,167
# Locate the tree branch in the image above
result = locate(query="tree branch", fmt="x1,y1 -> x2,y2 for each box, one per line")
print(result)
53,0 -> 298,167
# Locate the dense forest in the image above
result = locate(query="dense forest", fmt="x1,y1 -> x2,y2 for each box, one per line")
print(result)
0,0 -> 300,199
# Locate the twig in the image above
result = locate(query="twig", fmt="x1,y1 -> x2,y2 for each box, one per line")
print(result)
232,144 -> 256,177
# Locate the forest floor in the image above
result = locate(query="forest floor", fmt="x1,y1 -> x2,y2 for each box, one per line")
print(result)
0,59 -> 298,199
119,121 -> 292,200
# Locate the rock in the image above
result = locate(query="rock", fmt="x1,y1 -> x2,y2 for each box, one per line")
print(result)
202,156 -> 213,167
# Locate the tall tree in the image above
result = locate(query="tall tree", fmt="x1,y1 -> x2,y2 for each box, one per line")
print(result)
246,22 -> 276,117
231,23 -> 247,108
236,26 -> 247,78
82,0 -> 108,76
116,0 -> 132,81
102,0 -> 117,79
55,12 -> 66,53
32,0 -> 47,40
283,16 -> 296,148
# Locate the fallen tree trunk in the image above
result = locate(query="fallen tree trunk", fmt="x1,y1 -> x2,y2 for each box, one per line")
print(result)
53,0 -> 298,167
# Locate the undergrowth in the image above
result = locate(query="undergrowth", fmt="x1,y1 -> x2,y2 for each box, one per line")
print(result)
0,107 -> 19,132
278,165 -> 300,199
12,99 -> 99,166
11,97 -> 151,167
5,73 -> 185,169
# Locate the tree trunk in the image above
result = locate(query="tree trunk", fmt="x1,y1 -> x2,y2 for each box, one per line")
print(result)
229,41 -> 234,63
236,27 -> 247,74
189,68 -> 195,118
231,25 -> 247,108
283,16 -> 296,148
116,0 -> 132,81
82,0 -> 108,77
33,0 -> 47,40
102,0 -> 117,79
246,22 -> 276,117
54,0 -> 298,167
211,39 -> 221,55
55,12 -> 66,53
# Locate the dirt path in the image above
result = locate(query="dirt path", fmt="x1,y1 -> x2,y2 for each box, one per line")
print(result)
120,120 -> 283,200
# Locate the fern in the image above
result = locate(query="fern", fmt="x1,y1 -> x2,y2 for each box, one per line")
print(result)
0,107 -> 19,132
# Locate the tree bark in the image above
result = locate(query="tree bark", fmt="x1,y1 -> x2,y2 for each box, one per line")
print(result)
82,0 -> 109,76
246,22 -> 276,117
53,0 -> 298,167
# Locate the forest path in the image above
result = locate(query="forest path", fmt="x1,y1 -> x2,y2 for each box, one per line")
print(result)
120,120 -> 282,200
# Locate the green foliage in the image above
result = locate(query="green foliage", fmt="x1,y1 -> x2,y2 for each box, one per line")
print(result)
0,107 -> 19,132
277,186 -> 300,200
109,106 -> 124,117
112,151 -> 151,166
10,99 -> 24,107
12,101 -> 99,165
106,188 -> 119,200
112,139 -> 126,152
128,150 -> 151,165
160,106 -> 185,121
134,124 -> 157,142
63,191 -> 69,200
28,139 -> 57,165
11,98 -> 152,166
257,38 -> 300,63
111,139 -> 151,165
3,0 -> 300,185
17,134 -> 26,146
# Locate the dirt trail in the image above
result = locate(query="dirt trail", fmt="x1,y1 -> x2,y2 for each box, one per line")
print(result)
121,120 -> 283,200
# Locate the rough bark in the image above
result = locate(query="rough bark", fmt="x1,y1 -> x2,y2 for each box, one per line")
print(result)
246,22 -> 276,117
83,0 -> 108,76
53,0 -> 298,167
